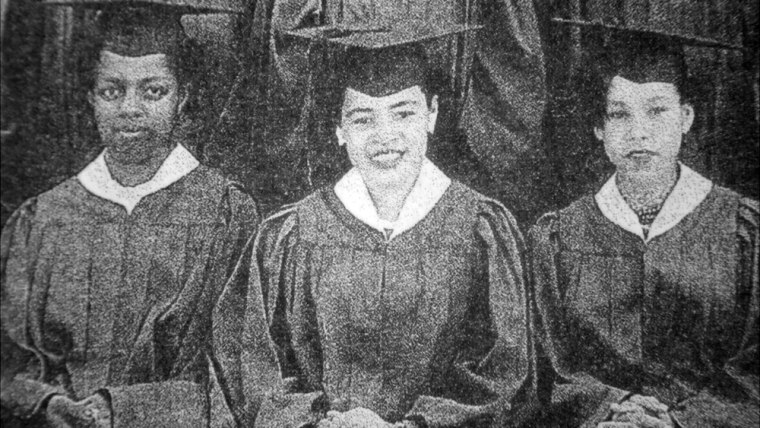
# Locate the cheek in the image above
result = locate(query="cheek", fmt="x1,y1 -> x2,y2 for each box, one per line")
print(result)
92,102 -> 118,127
145,99 -> 179,129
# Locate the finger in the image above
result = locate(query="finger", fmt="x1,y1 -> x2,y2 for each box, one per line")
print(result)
628,395 -> 669,415
610,402 -> 645,415
615,410 -> 672,428
597,423 -> 637,428
611,405 -> 646,422
316,420 -> 339,428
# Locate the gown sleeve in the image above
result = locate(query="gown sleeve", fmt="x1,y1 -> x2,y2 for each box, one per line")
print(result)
212,186 -> 284,428
100,183 -> 265,428
527,213 -> 630,428
403,199 -> 533,428
249,206 -> 326,428
1,198 -> 68,421
667,197 -> 759,428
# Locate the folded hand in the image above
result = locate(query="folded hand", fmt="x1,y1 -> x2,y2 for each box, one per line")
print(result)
46,394 -> 112,428
597,394 -> 673,428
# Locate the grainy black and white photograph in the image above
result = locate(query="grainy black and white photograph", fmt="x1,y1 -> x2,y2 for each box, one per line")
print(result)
1,0 -> 757,427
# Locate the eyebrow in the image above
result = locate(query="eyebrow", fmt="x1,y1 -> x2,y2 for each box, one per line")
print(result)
96,75 -> 173,84
646,96 -> 672,103
390,100 -> 418,109
345,107 -> 373,118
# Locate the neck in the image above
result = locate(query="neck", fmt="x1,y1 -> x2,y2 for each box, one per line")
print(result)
616,162 -> 679,208
105,144 -> 173,187
364,169 -> 420,222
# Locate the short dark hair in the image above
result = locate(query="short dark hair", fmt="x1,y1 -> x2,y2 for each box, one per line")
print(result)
583,32 -> 692,128
80,35 -> 202,92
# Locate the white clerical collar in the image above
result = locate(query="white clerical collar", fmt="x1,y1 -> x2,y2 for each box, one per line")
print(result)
77,144 -> 200,214
334,158 -> 452,240
595,163 -> 713,243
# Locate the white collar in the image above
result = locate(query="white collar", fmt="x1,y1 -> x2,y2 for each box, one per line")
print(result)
595,163 -> 713,243
77,144 -> 200,214
334,158 -> 451,240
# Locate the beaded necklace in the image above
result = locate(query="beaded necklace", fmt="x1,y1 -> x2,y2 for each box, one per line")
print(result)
618,167 -> 680,237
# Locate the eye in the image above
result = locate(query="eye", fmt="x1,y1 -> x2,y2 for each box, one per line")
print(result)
143,85 -> 170,101
394,110 -> 416,120
350,116 -> 373,126
606,110 -> 629,120
97,86 -> 123,101
649,106 -> 669,116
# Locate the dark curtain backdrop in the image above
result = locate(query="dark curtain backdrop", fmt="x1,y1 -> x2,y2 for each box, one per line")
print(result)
1,0 -> 758,227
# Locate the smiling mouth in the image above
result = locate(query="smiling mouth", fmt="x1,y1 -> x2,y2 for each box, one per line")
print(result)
370,149 -> 405,167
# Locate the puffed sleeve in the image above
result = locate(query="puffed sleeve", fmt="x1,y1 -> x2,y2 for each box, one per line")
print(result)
249,206 -> 328,428
668,197 -> 759,427
1,198 -> 67,421
527,213 -> 630,427
101,183 -> 267,428
210,183 -> 285,427
403,199 -> 533,428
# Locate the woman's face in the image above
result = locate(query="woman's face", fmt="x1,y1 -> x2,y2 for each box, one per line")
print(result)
594,75 -> 694,175
336,85 -> 438,184
89,50 -> 186,165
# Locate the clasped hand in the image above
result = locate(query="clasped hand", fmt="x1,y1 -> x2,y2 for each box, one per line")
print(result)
46,393 -> 112,428
597,394 -> 674,428
317,407 -> 410,428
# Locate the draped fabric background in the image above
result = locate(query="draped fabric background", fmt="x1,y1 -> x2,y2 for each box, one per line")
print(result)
1,0 -> 758,226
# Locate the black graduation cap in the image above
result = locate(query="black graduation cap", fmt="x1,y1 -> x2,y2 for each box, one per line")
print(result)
285,22 -> 482,98
552,18 -> 743,87
42,0 -> 244,57
41,0 -> 244,13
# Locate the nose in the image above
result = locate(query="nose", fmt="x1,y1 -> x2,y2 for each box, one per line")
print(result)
119,89 -> 144,117
371,114 -> 400,142
626,112 -> 651,141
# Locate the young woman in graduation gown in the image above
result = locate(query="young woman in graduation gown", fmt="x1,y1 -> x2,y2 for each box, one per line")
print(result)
528,30 -> 759,428
0,8 -> 277,427
250,43 -> 532,428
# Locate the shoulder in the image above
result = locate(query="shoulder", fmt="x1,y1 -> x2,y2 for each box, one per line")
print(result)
447,181 -> 524,244
257,190 -> 328,250
530,194 -> 596,232
528,194 -> 597,248
736,193 -> 759,242
180,166 -> 260,224
27,176 -> 91,221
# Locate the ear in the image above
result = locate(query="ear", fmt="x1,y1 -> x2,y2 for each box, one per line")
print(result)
594,126 -> 604,142
177,83 -> 191,115
335,126 -> 346,146
427,95 -> 439,134
680,103 -> 694,134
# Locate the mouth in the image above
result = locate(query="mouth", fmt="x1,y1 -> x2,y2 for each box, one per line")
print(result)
115,127 -> 148,138
625,149 -> 656,159
370,148 -> 405,167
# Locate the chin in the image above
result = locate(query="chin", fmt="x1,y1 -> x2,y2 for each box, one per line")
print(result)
106,135 -> 166,164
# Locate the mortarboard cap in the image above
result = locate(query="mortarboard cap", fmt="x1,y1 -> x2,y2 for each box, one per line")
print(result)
42,0 -> 244,57
41,0 -> 245,13
285,22 -> 481,98
552,18 -> 743,87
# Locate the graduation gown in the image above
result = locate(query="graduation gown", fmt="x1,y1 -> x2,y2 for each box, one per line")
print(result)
528,164 -> 759,427
0,145 -> 266,427
253,161 -> 530,427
